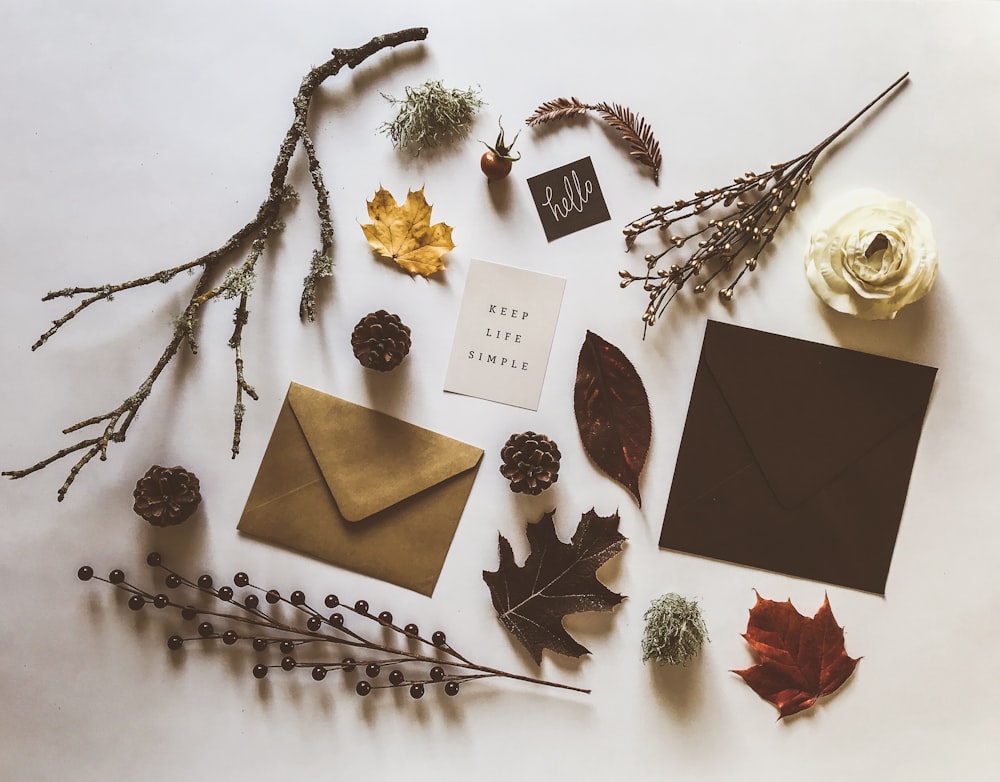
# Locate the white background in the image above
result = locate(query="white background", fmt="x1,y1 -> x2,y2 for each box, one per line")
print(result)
2,1 -> 998,779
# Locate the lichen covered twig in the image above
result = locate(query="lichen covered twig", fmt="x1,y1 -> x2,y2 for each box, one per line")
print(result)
3,27 -> 429,500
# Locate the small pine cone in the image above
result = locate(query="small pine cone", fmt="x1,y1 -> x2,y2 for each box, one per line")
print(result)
351,310 -> 411,371
499,431 -> 561,495
133,465 -> 202,526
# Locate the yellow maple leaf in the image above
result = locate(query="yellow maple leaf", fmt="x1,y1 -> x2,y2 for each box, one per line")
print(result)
360,187 -> 455,277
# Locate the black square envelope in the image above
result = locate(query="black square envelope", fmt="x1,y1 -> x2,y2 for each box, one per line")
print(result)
660,321 -> 937,594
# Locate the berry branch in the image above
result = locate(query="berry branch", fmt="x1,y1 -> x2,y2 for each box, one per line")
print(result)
77,553 -> 589,700
2,27 -> 429,500
619,72 -> 908,329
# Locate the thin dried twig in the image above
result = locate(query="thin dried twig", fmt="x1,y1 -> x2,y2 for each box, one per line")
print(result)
3,27 -> 429,501
526,97 -> 662,182
619,72 -> 909,329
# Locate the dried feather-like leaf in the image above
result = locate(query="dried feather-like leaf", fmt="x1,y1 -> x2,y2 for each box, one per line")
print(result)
593,102 -> 662,183
524,97 -> 662,182
525,97 -> 592,126
574,331 -> 651,505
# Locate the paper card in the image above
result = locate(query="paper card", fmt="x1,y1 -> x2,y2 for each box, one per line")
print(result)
444,259 -> 566,410
526,156 -> 611,241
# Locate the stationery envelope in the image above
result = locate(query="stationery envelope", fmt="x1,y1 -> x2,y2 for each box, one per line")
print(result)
237,382 -> 484,596
660,321 -> 936,594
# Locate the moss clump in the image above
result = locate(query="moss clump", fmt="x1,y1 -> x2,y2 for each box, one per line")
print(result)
380,80 -> 483,155
641,593 -> 709,666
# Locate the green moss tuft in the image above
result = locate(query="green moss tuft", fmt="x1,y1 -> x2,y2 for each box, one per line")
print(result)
641,593 -> 709,666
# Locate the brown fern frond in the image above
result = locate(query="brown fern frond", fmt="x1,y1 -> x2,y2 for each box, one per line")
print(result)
593,102 -> 662,183
525,97 -> 593,126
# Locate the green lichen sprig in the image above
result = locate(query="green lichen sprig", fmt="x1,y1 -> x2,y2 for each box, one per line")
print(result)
2,27 -> 429,502
641,593 -> 709,666
380,80 -> 484,155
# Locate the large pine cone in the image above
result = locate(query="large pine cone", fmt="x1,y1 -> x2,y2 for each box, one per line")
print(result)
133,465 -> 202,526
499,431 -> 561,495
351,310 -> 411,372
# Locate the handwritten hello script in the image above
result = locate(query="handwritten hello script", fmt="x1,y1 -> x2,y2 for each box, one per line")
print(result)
527,156 -> 611,241
444,260 -> 566,410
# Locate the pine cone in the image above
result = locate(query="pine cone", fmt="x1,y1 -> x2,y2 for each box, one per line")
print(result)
351,310 -> 412,371
133,465 -> 202,526
499,431 -> 561,495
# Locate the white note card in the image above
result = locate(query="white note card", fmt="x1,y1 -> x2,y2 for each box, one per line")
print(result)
444,259 -> 567,410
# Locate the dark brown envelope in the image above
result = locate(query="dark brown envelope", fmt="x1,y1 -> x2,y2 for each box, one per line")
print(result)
660,321 -> 936,594
237,382 -> 484,596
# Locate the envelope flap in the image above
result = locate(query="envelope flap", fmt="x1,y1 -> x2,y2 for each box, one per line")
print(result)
286,383 -> 484,521
702,321 -> 936,507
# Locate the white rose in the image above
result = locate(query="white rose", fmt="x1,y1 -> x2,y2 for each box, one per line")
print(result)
804,189 -> 938,320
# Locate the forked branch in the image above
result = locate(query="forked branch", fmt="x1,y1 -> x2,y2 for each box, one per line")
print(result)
4,27 -> 429,501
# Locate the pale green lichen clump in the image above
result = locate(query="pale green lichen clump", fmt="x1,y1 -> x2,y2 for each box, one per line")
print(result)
641,593 -> 709,666
380,80 -> 483,155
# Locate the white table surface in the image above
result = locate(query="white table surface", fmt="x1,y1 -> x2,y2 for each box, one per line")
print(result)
2,1 -> 998,779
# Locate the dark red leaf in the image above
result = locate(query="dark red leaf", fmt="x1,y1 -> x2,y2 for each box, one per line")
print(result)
734,592 -> 860,718
574,331 -> 651,505
482,509 -> 626,664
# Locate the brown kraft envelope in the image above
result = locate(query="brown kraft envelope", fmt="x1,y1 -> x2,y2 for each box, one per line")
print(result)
660,320 -> 937,594
238,382 -> 484,596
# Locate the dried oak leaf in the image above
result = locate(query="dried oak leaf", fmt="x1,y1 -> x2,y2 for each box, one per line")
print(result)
483,509 -> 626,664
360,186 -> 455,277
574,331 -> 651,505
734,592 -> 860,719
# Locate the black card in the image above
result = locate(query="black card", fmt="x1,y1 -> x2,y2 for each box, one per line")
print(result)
526,156 -> 611,241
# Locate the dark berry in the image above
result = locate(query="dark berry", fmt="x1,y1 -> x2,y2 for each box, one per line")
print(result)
127,595 -> 144,611
290,590 -> 306,606
167,635 -> 184,651
233,572 -> 250,588
77,566 -> 94,581
355,681 -> 372,696
265,590 -> 281,604
404,623 -> 419,636
197,574 -> 213,589
197,622 -> 214,638
365,663 -> 381,678
444,681 -> 460,697
217,586 -> 234,601
281,656 -> 296,671
388,670 -> 405,686
279,641 -> 295,654
145,552 -> 162,567
324,594 -> 339,609
431,631 -> 447,647
165,574 -> 182,589
181,606 -> 197,620
409,683 -> 425,699
252,664 -> 268,680
252,638 -> 268,652
244,594 -> 259,610
341,657 -> 357,672
430,666 -> 445,682
222,631 -> 239,645
329,613 -> 344,627
108,569 -> 125,584
354,600 -> 369,614
311,666 -> 327,682
377,611 -> 393,625
153,594 -> 169,609
306,616 -> 322,632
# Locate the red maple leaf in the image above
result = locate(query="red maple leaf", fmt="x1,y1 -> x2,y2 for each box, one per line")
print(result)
734,592 -> 860,718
